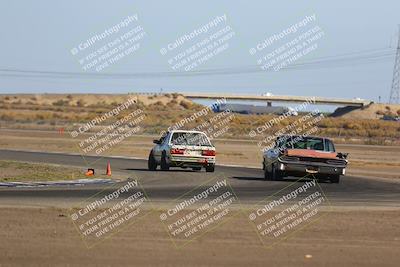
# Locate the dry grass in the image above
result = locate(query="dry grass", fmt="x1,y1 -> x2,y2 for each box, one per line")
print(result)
0,160 -> 87,182
0,94 -> 399,145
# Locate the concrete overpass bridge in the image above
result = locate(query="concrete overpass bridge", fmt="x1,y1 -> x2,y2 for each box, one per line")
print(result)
182,93 -> 372,107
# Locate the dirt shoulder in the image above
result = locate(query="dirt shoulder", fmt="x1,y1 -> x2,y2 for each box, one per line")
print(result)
0,160 -> 90,182
0,206 -> 398,266
0,159 -> 128,182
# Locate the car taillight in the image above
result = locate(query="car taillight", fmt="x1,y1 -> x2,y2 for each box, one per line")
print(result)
202,150 -> 215,156
170,148 -> 185,155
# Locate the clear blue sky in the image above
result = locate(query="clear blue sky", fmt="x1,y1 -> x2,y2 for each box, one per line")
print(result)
0,0 -> 399,103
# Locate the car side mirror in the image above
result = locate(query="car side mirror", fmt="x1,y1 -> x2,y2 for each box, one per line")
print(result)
153,139 -> 161,144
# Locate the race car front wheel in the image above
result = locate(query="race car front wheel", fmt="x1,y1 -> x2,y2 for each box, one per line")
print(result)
264,166 -> 271,180
160,151 -> 170,171
330,175 -> 340,183
148,152 -> 157,171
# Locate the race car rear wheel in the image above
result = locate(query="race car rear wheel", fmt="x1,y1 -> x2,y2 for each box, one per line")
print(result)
271,164 -> 283,181
148,152 -> 157,171
205,164 -> 215,172
264,164 -> 271,180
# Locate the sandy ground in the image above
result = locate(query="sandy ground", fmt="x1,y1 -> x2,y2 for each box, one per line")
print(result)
0,128 -> 399,179
0,206 -> 399,266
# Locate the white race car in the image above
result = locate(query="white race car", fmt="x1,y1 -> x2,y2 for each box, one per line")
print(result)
148,130 -> 216,172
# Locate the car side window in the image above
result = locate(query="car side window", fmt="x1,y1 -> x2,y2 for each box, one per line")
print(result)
274,138 -> 282,149
161,132 -> 170,145
328,140 -> 335,152
157,132 -> 168,145
275,136 -> 291,151
158,136 -> 164,144
324,139 -> 335,152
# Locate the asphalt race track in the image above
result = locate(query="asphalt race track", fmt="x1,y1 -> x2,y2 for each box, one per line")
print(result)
0,149 -> 399,207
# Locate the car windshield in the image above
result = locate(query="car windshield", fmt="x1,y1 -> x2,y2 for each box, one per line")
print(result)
171,132 -> 211,146
276,136 -> 334,152
292,137 -> 325,151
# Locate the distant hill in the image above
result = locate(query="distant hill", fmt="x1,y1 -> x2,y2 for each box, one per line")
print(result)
0,93 -> 194,109
331,103 -> 400,120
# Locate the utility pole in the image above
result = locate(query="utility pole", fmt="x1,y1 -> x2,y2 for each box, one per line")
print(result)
389,25 -> 400,104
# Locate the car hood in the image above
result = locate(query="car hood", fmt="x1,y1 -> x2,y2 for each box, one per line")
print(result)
286,149 -> 338,159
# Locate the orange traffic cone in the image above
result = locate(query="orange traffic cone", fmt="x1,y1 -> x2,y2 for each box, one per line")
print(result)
85,168 -> 95,176
106,162 -> 112,176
